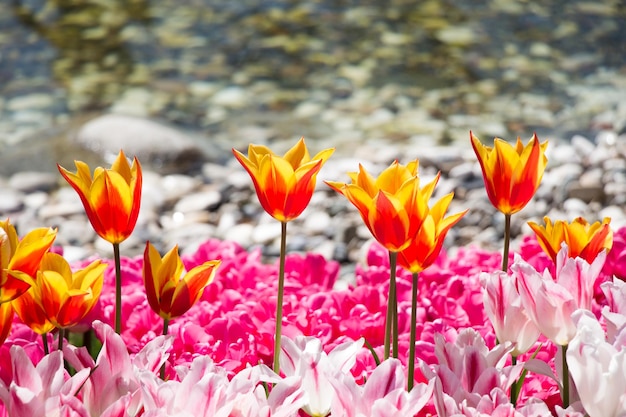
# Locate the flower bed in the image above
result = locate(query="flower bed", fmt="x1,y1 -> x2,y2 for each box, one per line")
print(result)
0,137 -> 625,416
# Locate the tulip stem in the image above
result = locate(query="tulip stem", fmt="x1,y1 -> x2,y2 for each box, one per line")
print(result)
502,214 -> 511,272
57,328 -> 64,351
42,334 -> 49,355
561,344 -> 570,408
384,251 -> 398,360
160,318 -> 170,380
408,272 -> 419,391
273,221 -> 288,375
113,243 -> 122,334
510,355 -> 519,406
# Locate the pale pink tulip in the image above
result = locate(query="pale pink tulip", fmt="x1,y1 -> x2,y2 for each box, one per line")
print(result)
280,335 -> 364,417
481,271 -> 540,356
601,279 -> 626,343
0,346 -> 90,417
63,320 -> 171,417
513,247 -> 605,345
567,310 -> 626,417
433,387 -> 556,417
139,356 -> 306,417
330,358 -> 434,417
422,328 -> 522,408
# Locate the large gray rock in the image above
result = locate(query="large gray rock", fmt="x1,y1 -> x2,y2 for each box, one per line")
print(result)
74,114 -> 229,174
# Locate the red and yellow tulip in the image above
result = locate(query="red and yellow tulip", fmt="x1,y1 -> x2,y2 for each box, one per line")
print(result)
528,216 -> 613,263
471,132 -> 548,215
143,242 -> 221,320
58,150 -> 142,244
398,193 -> 468,273
10,253 -> 106,329
0,219 -> 57,304
233,137 -> 334,222
326,160 -> 438,252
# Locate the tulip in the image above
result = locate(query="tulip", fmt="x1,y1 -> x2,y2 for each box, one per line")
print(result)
11,253 -> 105,330
0,346 -> 91,417
397,192 -> 467,389
398,193 -> 467,274
481,271 -> 540,357
143,241 -> 221,322
280,336 -> 364,417
0,219 -> 57,304
233,137 -> 334,223
58,150 -> 142,334
471,132 -> 548,272
143,241 -> 220,379
326,160 -> 434,253
528,216 -> 612,263
327,160 -> 439,361
234,137 -> 333,375
58,150 -> 142,245
513,246 -> 606,407
471,132 -> 548,216
568,310 -> 626,417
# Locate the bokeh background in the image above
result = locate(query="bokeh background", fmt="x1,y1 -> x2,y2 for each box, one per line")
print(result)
1,0 -> 625,175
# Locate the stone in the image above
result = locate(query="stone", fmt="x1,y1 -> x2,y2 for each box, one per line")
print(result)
0,188 -> 24,213
8,171 -> 58,193
73,114 -> 224,174
173,189 -> 222,213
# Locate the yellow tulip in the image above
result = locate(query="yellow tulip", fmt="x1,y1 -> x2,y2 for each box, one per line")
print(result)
11,253 -> 106,329
528,216 -> 612,263
143,242 -> 221,320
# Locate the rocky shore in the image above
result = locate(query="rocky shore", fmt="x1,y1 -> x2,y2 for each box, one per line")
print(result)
1,113 -> 624,281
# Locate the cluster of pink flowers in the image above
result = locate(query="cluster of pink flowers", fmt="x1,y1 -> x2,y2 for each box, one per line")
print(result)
1,224 -> 625,416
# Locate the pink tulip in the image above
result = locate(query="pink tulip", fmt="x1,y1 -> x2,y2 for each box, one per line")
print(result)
601,279 -> 626,343
433,387 -> 556,417
481,271 -> 540,356
513,246 -> 605,346
330,358 -> 434,417
422,328 -> 522,408
63,320 -> 171,416
567,310 -> 626,417
0,346 -> 90,417
139,355 -> 306,417
280,335 -> 364,416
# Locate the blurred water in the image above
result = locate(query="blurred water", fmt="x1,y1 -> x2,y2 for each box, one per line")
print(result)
1,0 -> 625,143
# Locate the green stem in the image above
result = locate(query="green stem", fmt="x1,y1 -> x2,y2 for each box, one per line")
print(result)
408,272 -> 419,391
384,251 -> 398,360
561,344 -> 570,408
113,243 -> 122,334
510,355 -> 519,406
502,213 -> 511,272
160,318 -> 170,380
42,333 -> 49,355
273,221 -> 288,375
57,328 -> 64,351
